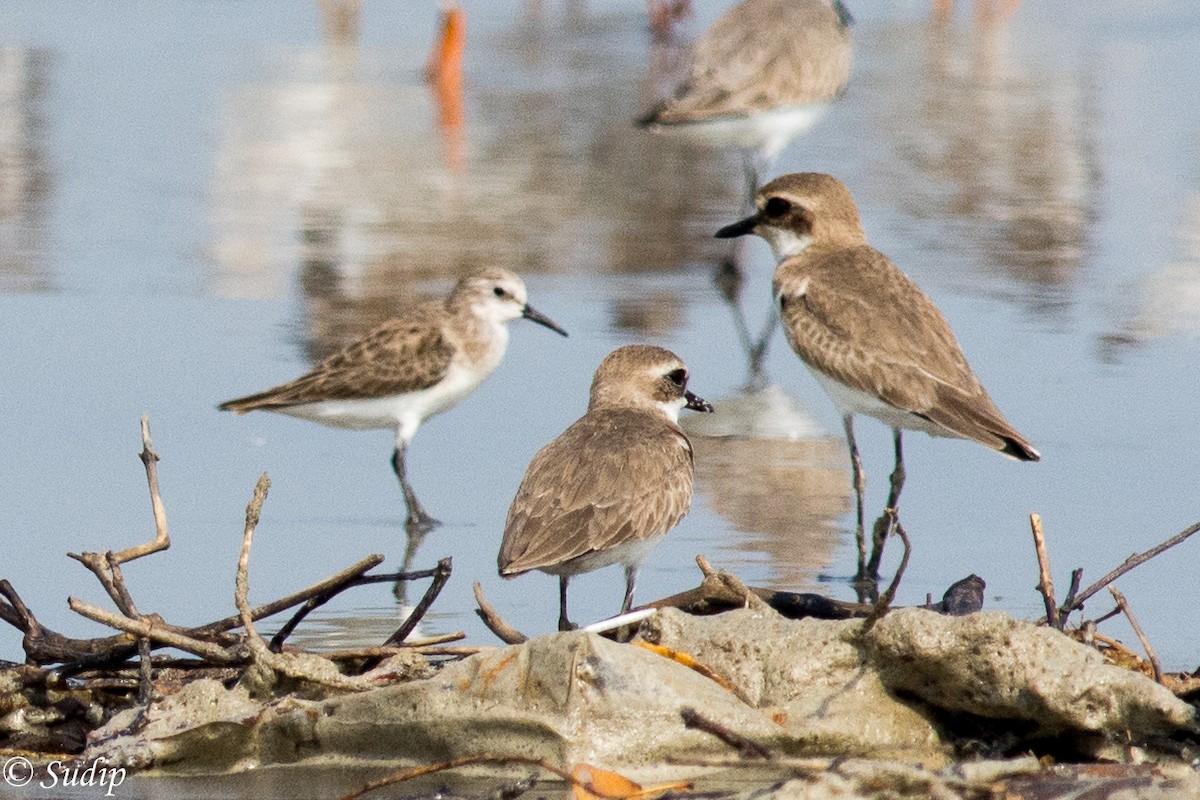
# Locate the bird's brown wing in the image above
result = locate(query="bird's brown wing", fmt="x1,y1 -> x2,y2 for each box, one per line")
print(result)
498,410 -> 695,576
219,311 -> 455,412
775,246 -> 1038,458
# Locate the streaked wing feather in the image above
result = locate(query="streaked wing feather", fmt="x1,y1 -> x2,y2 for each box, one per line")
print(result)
220,312 -> 455,411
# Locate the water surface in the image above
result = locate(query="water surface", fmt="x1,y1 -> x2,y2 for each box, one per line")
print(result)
1,1 -> 1198,684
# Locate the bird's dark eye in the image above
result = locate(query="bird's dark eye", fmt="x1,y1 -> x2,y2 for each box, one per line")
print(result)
667,368 -> 686,386
764,197 -> 791,218
493,286 -> 507,298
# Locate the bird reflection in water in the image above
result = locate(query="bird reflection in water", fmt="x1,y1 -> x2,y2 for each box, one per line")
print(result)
638,0 -> 854,373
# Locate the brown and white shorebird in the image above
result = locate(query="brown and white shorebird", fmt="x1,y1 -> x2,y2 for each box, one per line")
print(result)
219,267 -> 567,533
716,173 -> 1038,577
639,0 -> 852,196
498,345 -> 713,631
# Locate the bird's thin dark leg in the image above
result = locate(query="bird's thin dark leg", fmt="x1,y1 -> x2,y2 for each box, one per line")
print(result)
886,428 -> 906,511
621,565 -> 639,615
558,575 -> 575,632
391,444 -> 440,534
866,429 -> 905,581
843,415 -> 867,577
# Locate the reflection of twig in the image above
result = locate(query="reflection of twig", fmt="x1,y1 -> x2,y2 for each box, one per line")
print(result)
1107,586 -> 1163,684
681,707 -> 772,760
384,557 -> 453,646
1029,513 -> 1060,629
1060,518 -> 1200,616
473,581 -> 528,645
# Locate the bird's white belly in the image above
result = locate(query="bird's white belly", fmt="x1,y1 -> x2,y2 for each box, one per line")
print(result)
811,370 -> 955,439
277,362 -> 484,439
540,535 -> 668,578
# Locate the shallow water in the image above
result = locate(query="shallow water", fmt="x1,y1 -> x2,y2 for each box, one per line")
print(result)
1,0 -> 1198,696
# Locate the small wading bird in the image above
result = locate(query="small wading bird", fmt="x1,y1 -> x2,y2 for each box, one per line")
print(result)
220,267 -> 567,533
716,172 -> 1038,580
498,345 -> 713,631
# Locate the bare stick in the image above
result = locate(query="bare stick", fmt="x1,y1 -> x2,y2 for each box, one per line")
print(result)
681,707 -> 772,760
1030,513 -> 1059,629
0,579 -> 41,635
68,598 -> 237,663
234,474 -> 271,643
1059,567 -> 1083,622
67,416 -> 171,572
192,554 -> 386,637
401,631 -> 466,647
268,568 -> 462,652
1108,586 -> 1163,684
472,581 -> 528,645
861,516 -> 911,632
384,557 -> 453,646
234,476 -> 367,691
339,754 -> 644,800
321,643 -> 485,661
1064,518 -> 1200,614
269,594 -> 329,652
134,414 -> 171,560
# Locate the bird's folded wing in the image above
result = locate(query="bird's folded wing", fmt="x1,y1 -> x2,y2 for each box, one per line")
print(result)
499,414 -> 694,574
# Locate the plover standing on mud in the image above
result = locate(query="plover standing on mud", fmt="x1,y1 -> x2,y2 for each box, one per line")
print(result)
498,345 -> 713,631
717,172 -> 1038,578
220,267 -> 568,533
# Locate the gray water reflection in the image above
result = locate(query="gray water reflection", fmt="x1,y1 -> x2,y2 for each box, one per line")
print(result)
860,15 -> 1096,303
1,1 -> 1199,705
0,46 -> 53,293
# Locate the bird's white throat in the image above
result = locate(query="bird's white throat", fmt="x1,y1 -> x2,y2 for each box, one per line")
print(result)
762,228 -> 813,261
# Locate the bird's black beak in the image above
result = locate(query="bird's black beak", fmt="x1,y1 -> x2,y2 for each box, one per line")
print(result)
685,390 -> 714,413
714,213 -> 760,239
522,304 -> 569,337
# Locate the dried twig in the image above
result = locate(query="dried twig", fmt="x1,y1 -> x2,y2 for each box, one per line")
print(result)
473,581 -> 528,645
321,643 -> 486,661
59,418 -> 172,697
233,475 -> 367,691
67,416 -> 171,577
339,754 -> 641,800
269,563 -> 460,651
67,599 -> 238,663
861,516 -> 911,632
1059,567 -> 1083,621
681,707 -> 772,760
384,557 -> 453,646
1029,513 -> 1060,629
1062,518 -> 1200,615
195,554 -> 385,638
1108,586 -> 1163,684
